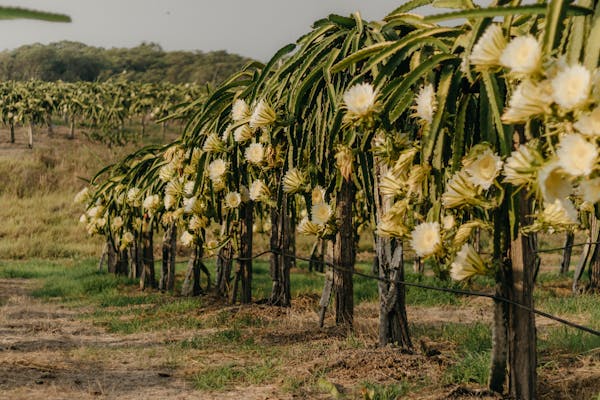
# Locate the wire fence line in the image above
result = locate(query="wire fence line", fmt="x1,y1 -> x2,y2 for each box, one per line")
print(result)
188,247 -> 600,337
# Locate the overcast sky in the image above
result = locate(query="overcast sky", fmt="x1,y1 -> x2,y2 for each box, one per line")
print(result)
0,1 -> 411,61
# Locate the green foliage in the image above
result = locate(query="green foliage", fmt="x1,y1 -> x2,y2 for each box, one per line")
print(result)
0,6 -> 70,22
0,41 -> 250,84
193,360 -> 278,391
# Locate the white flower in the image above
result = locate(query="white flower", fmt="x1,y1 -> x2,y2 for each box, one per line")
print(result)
574,107 -> 600,137
499,35 -> 541,75
202,133 -> 225,153
183,196 -> 196,213
121,231 -> 135,249
538,162 -> 573,203
74,187 -> 90,205
207,159 -> 228,182
249,100 -> 276,129
224,191 -> 242,209
541,199 -> 578,226
297,216 -> 320,236
343,82 -> 377,119
442,170 -> 479,209
551,64 -> 591,110
469,24 -> 506,70
249,179 -> 270,201
234,124 -> 254,142
79,214 -> 88,224
159,162 -> 176,182
556,134 -> 598,176
413,84 -> 437,125
126,188 -> 141,207
450,243 -> 488,281
579,178 -> 600,203
379,169 -> 404,198
164,194 -> 176,210
180,231 -> 194,247
189,215 -> 208,231
111,216 -> 123,230
410,222 -> 441,258
502,80 -> 553,124
282,168 -> 306,194
86,205 -> 103,218
464,149 -> 503,190
143,194 -> 161,212
184,181 -> 196,197
312,185 -> 326,205
244,142 -> 265,164
503,144 -> 541,186
311,202 -> 333,225
231,98 -> 250,122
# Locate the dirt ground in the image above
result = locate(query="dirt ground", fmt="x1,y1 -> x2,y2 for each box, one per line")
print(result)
0,278 -> 599,400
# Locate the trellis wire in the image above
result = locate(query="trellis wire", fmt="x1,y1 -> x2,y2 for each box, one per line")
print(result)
213,247 -> 600,337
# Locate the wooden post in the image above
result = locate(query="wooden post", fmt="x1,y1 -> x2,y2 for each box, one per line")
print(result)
140,229 -> 155,290
507,191 -> 537,400
560,231 -> 575,275
333,178 -> 355,328
27,123 -> 34,149
268,194 -> 292,306
159,222 -> 177,291
374,162 -> 411,348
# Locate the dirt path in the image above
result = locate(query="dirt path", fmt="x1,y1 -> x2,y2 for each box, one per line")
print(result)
0,278 -> 242,400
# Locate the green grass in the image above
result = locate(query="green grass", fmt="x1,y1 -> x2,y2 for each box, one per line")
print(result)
360,381 -> 412,399
193,360 -> 278,391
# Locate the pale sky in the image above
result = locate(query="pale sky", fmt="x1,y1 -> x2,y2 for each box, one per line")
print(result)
0,1 -> 422,61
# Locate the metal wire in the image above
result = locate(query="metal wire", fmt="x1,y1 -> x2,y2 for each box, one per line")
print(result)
225,248 -> 600,337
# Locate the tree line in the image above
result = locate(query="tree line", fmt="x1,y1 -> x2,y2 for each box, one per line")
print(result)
0,41 -> 252,84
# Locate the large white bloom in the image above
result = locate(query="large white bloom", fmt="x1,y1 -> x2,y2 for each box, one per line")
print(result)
538,162 -> 573,203
311,202 -> 333,225
74,187 -> 90,205
469,24 -> 506,70
551,64 -> 591,110
503,143 -> 541,186
234,124 -> 254,142
207,158 -> 228,182
224,191 -> 242,209
183,196 -> 196,213
158,162 -> 176,182
126,187 -> 141,207
231,98 -> 250,122
541,199 -> 578,227
579,178 -> 600,203
297,216 -> 321,236
442,170 -> 479,209
244,142 -> 265,164
249,179 -> 270,201
202,133 -> 225,153
184,181 -> 196,197
464,149 -> 503,190
556,134 -> 598,177
112,216 -> 123,230
249,100 -> 276,129
311,185 -> 326,205
502,80 -> 553,124
343,82 -> 377,118
574,107 -> 600,137
410,222 -> 441,258
164,194 -> 176,210
121,231 -> 135,249
143,194 -> 161,212
180,230 -> 194,247
282,168 -> 306,194
413,84 -> 437,125
450,243 -> 488,281
499,35 -> 541,75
